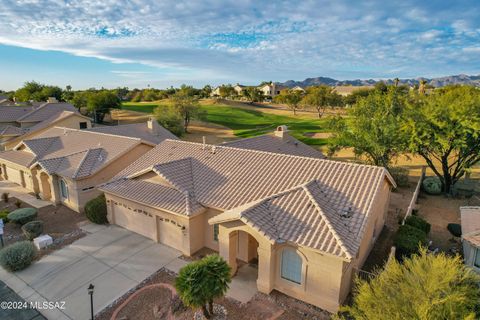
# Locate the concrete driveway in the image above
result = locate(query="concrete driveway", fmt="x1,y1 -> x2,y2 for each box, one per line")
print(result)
0,224 -> 182,320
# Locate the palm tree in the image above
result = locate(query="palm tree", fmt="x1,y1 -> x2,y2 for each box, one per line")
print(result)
419,79 -> 427,95
393,77 -> 400,87
175,254 -> 231,318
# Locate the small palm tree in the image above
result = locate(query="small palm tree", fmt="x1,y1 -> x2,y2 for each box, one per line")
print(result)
175,254 -> 231,319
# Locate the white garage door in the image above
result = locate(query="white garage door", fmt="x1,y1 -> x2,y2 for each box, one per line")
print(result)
6,167 -> 23,186
158,218 -> 182,250
113,204 -> 156,240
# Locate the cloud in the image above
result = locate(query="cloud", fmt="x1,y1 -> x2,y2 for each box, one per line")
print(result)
0,0 -> 479,85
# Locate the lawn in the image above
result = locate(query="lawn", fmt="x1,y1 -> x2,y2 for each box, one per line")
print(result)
121,100 -> 332,146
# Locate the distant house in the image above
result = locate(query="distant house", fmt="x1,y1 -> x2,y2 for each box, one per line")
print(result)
460,207 -> 480,273
291,86 -> 306,93
258,83 -> 287,98
0,102 -> 90,150
0,95 -> 11,106
211,86 -> 221,97
233,84 -> 246,95
333,86 -> 374,96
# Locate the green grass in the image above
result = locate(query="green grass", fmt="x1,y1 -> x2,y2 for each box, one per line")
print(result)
121,101 -> 331,146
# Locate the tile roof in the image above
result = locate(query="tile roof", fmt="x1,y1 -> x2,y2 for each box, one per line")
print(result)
460,207 -> 480,247
0,150 -> 35,167
0,106 -> 34,122
103,140 -> 395,259
86,121 -> 178,145
16,103 -> 77,123
0,125 -> 25,136
0,127 -> 143,179
223,133 -> 324,159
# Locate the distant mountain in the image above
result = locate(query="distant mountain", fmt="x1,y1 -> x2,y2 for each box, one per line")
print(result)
278,74 -> 480,88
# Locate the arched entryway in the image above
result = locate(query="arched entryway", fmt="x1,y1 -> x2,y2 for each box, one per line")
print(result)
39,172 -> 52,200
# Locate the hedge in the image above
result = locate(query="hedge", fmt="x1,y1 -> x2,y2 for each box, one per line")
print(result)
22,221 -> 44,241
404,215 -> 431,234
85,194 -> 108,224
394,225 -> 428,259
0,241 -> 37,272
7,208 -> 38,225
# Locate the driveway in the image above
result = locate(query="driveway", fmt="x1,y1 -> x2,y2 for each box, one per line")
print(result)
0,224 -> 182,320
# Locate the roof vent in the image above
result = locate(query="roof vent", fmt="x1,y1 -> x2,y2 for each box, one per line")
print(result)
340,207 -> 353,219
211,146 -> 216,154
202,136 -> 206,150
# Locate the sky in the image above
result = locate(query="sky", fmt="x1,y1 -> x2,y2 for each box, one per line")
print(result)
0,0 -> 479,90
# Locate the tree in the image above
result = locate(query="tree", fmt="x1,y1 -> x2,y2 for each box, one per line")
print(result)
153,105 -> 184,136
242,86 -> 264,104
343,88 -> 372,106
14,81 -> 63,102
87,91 -> 121,123
201,85 -> 212,98
328,86 -> 407,168
402,85 -> 480,194
339,248 -> 480,320
301,85 -> 343,118
62,85 -> 74,102
71,91 -> 88,112
175,254 -> 231,319
218,85 -> 235,99
170,85 -> 199,133
274,89 -> 303,115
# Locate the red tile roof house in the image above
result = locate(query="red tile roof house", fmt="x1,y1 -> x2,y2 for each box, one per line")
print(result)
0,120 -> 177,212
99,138 -> 396,312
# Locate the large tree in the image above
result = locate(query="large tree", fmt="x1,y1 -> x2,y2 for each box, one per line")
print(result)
274,89 -> 303,115
87,90 -> 121,123
301,85 -> 343,118
328,86 -> 407,168
402,85 -> 480,194
15,81 -> 63,102
339,248 -> 480,320
242,86 -> 265,104
170,85 -> 199,133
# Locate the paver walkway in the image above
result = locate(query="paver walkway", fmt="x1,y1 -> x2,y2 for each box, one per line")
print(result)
0,181 -> 50,209
0,223 -> 182,319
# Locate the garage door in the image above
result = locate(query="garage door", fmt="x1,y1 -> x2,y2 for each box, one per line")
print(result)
113,204 -> 156,240
158,217 -> 182,249
6,167 -> 24,186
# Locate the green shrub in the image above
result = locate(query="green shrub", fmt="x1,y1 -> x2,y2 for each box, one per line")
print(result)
7,208 -> 37,225
422,176 -> 442,195
0,210 -> 9,223
0,241 -> 37,272
389,167 -> 409,188
404,215 -> 431,234
394,225 -> 428,259
85,194 -> 108,224
1,192 -> 9,203
447,223 -> 462,237
21,221 -> 44,241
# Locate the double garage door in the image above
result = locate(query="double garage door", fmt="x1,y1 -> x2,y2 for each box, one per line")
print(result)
112,203 -> 182,250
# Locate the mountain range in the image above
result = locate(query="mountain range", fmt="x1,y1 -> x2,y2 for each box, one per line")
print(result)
278,74 -> 480,88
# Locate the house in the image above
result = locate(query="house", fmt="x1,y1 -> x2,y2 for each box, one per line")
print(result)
291,86 -> 306,93
99,139 -> 395,312
233,84 -> 246,95
460,207 -> 480,273
0,95 -> 11,106
258,83 -> 287,98
0,119 -> 175,212
223,126 -> 324,159
0,102 -> 89,150
211,86 -> 221,97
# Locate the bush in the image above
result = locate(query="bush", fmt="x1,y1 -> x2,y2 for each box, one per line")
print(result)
85,194 -> 108,224
422,176 -> 442,195
404,215 -> 431,234
21,221 -> 44,241
447,223 -> 462,237
0,241 -> 37,272
14,199 -> 22,208
1,192 -> 9,203
7,208 -> 38,225
0,210 -> 9,223
389,167 -> 409,188
394,225 -> 428,259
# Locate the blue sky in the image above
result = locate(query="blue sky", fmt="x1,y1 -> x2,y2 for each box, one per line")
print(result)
0,0 -> 479,90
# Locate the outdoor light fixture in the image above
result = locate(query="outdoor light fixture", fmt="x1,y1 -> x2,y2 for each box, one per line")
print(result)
87,283 -> 94,320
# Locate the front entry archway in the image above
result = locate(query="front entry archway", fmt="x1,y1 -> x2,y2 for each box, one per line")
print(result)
39,172 -> 52,200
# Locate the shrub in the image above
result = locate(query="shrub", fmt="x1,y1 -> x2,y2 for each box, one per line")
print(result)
1,192 -> 9,203
85,194 -> 108,224
14,199 -> 22,208
0,241 -> 37,272
0,210 -> 9,223
422,176 -> 442,195
394,225 -> 428,259
404,215 -> 431,234
7,208 -> 38,225
447,223 -> 462,237
21,221 -> 44,241
389,167 -> 409,188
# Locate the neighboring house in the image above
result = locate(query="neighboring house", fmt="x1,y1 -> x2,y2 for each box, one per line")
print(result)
460,206 -> 480,273
0,102 -> 87,150
223,126 -> 324,159
211,86 -> 221,97
233,84 -> 246,95
0,95 -> 11,106
258,83 -> 287,98
0,127 -> 156,212
99,139 -> 395,312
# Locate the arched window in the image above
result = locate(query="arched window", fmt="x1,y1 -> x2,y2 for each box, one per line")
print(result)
281,248 -> 302,284
60,179 -> 68,199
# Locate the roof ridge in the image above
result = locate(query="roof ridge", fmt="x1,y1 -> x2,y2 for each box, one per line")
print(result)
303,180 -> 353,259
52,126 -> 143,142
15,102 -> 49,121
72,148 -> 101,179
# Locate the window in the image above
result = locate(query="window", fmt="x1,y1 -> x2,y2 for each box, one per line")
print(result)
59,179 -> 68,199
213,224 -> 219,242
79,122 -> 88,129
281,248 -> 302,284
475,248 -> 480,268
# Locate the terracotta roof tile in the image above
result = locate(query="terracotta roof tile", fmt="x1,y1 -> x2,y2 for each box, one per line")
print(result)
16,103 -> 77,122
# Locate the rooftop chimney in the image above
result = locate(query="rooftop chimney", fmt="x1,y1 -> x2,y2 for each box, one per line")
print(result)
47,97 -> 58,103
274,125 -> 289,139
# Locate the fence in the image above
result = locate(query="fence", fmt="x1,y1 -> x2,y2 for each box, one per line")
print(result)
401,166 -> 426,225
